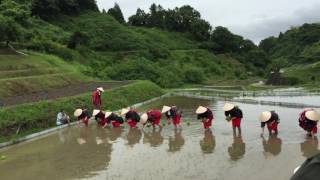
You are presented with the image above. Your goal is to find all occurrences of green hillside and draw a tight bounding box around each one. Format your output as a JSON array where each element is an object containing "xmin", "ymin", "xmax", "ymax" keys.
[
  {"xmin": 0, "ymin": 0, "xmax": 273, "ymax": 90},
  {"xmin": 260, "ymin": 23, "xmax": 320, "ymax": 85},
  {"xmin": 0, "ymin": 51, "xmax": 90, "ymax": 97}
]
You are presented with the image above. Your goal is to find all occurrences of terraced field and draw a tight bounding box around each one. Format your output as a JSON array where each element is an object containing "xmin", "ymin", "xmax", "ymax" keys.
[{"xmin": 0, "ymin": 51, "xmax": 90, "ymax": 98}]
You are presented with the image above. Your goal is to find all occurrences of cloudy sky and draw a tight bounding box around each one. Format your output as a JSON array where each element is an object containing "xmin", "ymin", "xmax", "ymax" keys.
[{"xmin": 96, "ymin": 0, "xmax": 320, "ymax": 43}]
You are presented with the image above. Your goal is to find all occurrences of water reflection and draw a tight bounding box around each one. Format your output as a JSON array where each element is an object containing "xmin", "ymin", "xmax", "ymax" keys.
[
  {"xmin": 262, "ymin": 135, "xmax": 282, "ymax": 157},
  {"xmin": 200, "ymin": 130, "xmax": 216, "ymax": 154},
  {"xmin": 300, "ymin": 137, "xmax": 320, "ymax": 158},
  {"xmin": 168, "ymin": 129, "xmax": 185, "ymax": 152},
  {"xmin": 127, "ymin": 128, "xmax": 142, "ymax": 147},
  {"xmin": 143, "ymin": 129, "xmax": 164, "ymax": 147},
  {"xmin": 228, "ymin": 136, "xmax": 246, "ymax": 161},
  {"xmin": 77, "ymin": 127, "xmax": 93, "ymax": 145},
  {"xmin": 108, "ymin": 128, "xmax": 124, "ymax": 142}
]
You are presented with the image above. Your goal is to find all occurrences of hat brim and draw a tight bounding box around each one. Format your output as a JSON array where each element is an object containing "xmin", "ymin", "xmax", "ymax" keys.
[
  {"xmin": 196, "ymin": 106, "xmax": 207, "ymax": 114},
  {"xmin": 223, "ymin": 103, "xmax": 235, "ymax": 111},
  {"xmin": 259, "ymin": 111, "xmax": 272, "ymax": 122},
  {"xmin": 306, "ymin": 110, "xmax": 320, "ymax": 121},
  {"xmin": 161, "ymin": 106, "xmax": 171, "ymax": 113}
]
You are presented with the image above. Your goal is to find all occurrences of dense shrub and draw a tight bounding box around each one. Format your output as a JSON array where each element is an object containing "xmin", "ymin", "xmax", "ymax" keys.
[{"xmin": 183, "ymin": 67, "xmax": 206, "ymax": 83}]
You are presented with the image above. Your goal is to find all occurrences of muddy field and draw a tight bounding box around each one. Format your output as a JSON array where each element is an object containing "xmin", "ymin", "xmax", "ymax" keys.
[
  {"xmin": 0, "ymin": 96, "xmax": 319, "ymax": 180},
  {"xmin": 1, "ymin": 81, "xmax": 132, "ymax": 107}
]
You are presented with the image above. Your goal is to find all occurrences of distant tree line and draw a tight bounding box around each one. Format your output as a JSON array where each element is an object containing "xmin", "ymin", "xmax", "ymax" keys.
[
  {"xmin": 31, "ymin": 0, "xmax": 99, "ymax": 20},
  {"xmin": 128, "ymin": 4, "xmax": 212, "ymax": 41}
]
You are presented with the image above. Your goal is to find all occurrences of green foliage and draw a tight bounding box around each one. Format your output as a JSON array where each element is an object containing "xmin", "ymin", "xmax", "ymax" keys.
[
  {"xmin": 0, "ymin": 15, "xmax": 21, "ymax": 44},
  {"xmin": 107, "ymin": 3, "xmax": 125, "ymax": 24},
  {"xmin": 183, "ymin": 67, "xmax": 206, "ymax": 83},
  {"xmin": 31, "ymin": 0, "xmax": 98, "ymax": 20},
  {"xmin": 67, "ymin": 31, "xmax": 89, "ymax": 49},
  {"xmin": 128, "ymin": 4, "xmax": 211, "ymax": 40},
  {"xmin": 0, "ymin": 52, "xmax": 89, "ymax": 97}
]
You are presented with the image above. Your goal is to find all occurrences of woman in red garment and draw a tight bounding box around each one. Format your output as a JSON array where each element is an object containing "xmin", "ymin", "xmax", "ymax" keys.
[
  {"xmin": 162, "ymin": 106, "xmax": 182, "ymax": 129},
  {"xmin": 196, "ymin": 106, "xmax": 214, "ymax": 130},
  {"xmin": 141, "ymin": 110, "xmax": 162, "ymax": 129}
]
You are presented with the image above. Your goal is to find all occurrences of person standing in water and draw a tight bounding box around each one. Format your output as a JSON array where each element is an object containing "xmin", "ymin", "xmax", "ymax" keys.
[
  {"xmin": 121, "ymin": 108, "xmax": 140, "ymax": 128},
  {"xmin": 74, "ymin": 108, "xmax": 91, "ymax": 127},
  {"xmin": 92, "ymin": 109, "xmax": 108, "ymax": 128},
  {"xmin": 299, "ymin": 109, "xmax": 320, "ymax": 138},
  {"xmin": 92, "ymin": 87, "xmax": 104, "ymax": 109},
  {"xmin": 259, "ymin": 111, "xmax": 280, "ymax": 136},
  {"xmin": 105, "ymin": 111, "xmax": 124, "ymax": 128},
  {"xmin": 196, "ymin": 106, "xmax": 214, "ymax": 130},
  {"xmin": 141, "ymin": 110, "xmax": 162, "ymax": 129},
  {"xmin": 162, "ymin": 106, "xmax": 182, "ymax": 129},
  {"xmin": 223, "ymin": 103, "xmax": 243, "ymax": 136}
]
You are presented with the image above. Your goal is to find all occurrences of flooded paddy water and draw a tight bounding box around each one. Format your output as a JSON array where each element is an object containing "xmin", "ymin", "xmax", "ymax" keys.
[{"xmin": 1, "ymin": 91, "xmax": 320, "ymax": 180}]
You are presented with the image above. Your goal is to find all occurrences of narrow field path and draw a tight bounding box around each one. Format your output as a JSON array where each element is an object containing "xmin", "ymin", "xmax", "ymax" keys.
[{"xmin": 1, "ymin": 81, "xmax": 133, "ymax": 107}]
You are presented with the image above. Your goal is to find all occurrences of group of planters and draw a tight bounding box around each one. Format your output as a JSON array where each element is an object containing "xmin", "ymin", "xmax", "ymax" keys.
[{"xmin": 69, "ymin": 87, "xmax": 320, "ymax": 139}]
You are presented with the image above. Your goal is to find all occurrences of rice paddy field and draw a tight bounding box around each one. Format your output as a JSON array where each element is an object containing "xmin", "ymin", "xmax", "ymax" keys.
[{"xmin": 0, "ymin": 93, "xmax": 319, "ymax": 180}]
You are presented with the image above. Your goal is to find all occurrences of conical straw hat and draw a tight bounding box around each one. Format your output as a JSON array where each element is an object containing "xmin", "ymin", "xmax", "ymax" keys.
[
  {"xmin": 74, "ymin": 109, "xmax": 83, "ymax": 117},
  {"xmin": 161, "ymin": 106, "xmax": 171, "ymax": 113},
  {"xmin": 259, "ymin": 111, "xmax": 272, "ymax": 122},
  {"xmin": 305, "ymin": 110, "xmax": 320, "ymax": 121},
  {"xmin": 196, "ymin": 106, "xmax": 207, "ymax": 114},
  {"xmin": 223, "ymin": 103, "xmax": 235, "ymax": 111}
]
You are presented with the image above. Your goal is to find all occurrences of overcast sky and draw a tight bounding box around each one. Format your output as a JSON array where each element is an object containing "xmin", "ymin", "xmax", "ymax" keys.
[{"xmin": 96, "ymin": 0, "xmax": 320, "ymax": 43}]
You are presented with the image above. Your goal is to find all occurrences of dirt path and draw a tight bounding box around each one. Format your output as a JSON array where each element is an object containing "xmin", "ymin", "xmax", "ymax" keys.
[{"xmin": 1, "ymin": 81, "xmax": 133, "ymax": 107}]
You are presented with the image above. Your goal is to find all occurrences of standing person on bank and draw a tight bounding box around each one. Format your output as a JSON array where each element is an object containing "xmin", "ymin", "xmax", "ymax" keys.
[
  {"xmin": 92, "ymin": 87, "xmax": 104, "ymax": 109},
  {"xmin": 224, "ymin": 103, "xmax": 243, "ymax": 137}
]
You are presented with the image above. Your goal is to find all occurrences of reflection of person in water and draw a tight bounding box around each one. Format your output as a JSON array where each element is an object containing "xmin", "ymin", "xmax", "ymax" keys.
[
  {"xmin": 262, "ymin": 135, "xmax": 282, "ymax": 156},
  {"xmin": 127, "ymin": 128, "xmax": 142, "ymax": 147},
  {"xmin": 77, "ymin": 126, "xmax": 93, "ymax": 145},
  {"xmin": 168, "ymin": 129, "xmax": 185, "ymax": 152},
  {"xmin": 300, "ymin": 137, "xmax": 320, "ymax": 158},
  {"xmin": 109, "ymin": 127, "xmax": 124, "ymax": 142},
  {"xmin": 200, "ymin": 129, "xmax": 215, "ymax": 154},
  {"xmin": 143, "ymin": 128, "xmax": 164, "ymax": 147},
  {"xmin": 228, "ymin": 136, "xmax": 246, "ymax": 161}
]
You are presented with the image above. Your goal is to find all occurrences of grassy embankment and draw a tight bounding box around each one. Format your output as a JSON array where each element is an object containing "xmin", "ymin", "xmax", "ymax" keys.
[
  {"xmin": 0, "ymin": 51, "xmax": 91, "ymax": 97},
  {"xmin": 0, "ymin": 81, "xmax": 164, "ymax": 143},
  {"xmin": 283, "ymin": 62, "xmax": 320, "ymax": 89}
]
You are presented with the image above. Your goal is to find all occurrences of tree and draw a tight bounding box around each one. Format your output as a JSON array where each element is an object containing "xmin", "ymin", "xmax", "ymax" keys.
[
  {"xmin": 0, "ymin": 0, "xmax": 30, "ymax": 25},
  {"xmin": 259, "ymin": 37, "xmax": 277, "ymax": 54},
  {"xmin": 57, "ymin": 0, "xmax": 80, "ymax": 15},
  {"xmin": 67, "ymin": 31, "xmax": 89, "ymax": 49},
  {"xmin": 31, "ymin": 0, "xmax": 60, "ymax": 20},
  {"xmin": 107, "ymin": 3, "xmax": 125, "ymax": 24},
  {"xmin": 148, "ymin": 3, "xmax": 165, "ymax": 28},
  {"xmin": 0, "ymin": 15, "xmax": 21, "ymax": 46},
  {"xmin": 176, "ymin": 5, "xmax": 201, "ymax": 32},
  {"xmin": 77, "ymin": 0, "xmax": 98, "ymax": 11},
  {"xmin": 211, "ymin": 26, "xmax": 242, "ymax": 53},
  {"xmin": 190, "ymin": 19, "xmax": 211, "ymax": 40},
  {"xmin": 246, "ymin": 49, "xmax": 270, "ymax": 68},
  {"xmin": 128, "ymin": 8, "xmax": 149, "ymax": 26}
]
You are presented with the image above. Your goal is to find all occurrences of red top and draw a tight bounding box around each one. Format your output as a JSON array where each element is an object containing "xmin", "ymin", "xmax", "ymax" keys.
[
  {"xmin": 147, "ymin": 110, "xmax": 162, "ymax": 121},
  {"xmin": 92, "ymin": 90, "xmax": 102, "ymax": 106}
]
